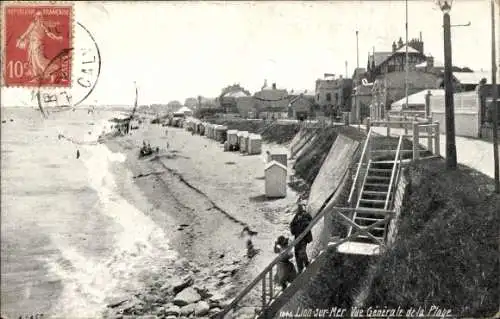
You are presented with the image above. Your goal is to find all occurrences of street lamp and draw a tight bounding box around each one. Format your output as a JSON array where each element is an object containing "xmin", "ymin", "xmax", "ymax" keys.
[{"xmin": 438, "ymin": 0, "xmax": 458, "ymax": 169}]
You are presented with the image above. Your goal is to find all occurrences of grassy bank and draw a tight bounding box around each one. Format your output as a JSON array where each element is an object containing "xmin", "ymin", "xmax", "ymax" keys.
[
  {"xmin": 361, "ymin": 159, "xmax": 499, "ymax": 317},
  {"xmin": 208, "ymin": 119, "xmax": 300, "ymax": 144}
]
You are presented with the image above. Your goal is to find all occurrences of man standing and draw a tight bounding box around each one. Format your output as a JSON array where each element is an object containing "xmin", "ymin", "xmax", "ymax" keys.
[{"xmin": 290, "ymin": 202, "xmax": 313, "ymax": 273}]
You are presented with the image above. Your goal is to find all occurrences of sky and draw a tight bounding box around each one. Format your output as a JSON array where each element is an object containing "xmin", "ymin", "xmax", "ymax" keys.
[{"xmin": 1, "ymin": 0, "xmax": 498, "ymax": 107}]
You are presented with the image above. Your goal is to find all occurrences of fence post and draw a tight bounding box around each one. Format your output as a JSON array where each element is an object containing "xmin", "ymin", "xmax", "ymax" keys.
[
  {"xmin": 404, "ymin": 115, "xmax": 408, "ymax": 134},
  {"xmin": 269, "ymin": 268, "xmax": 273, "ymax": 300},
  {"xmin": 262, "ymin": 277, "xmax": 267, "ymax": 312},
  {"xmin": 386, "ymin": 113, "xmax": 391, "ymax": 137},
  {"xmin": 434, "ymin": 121, "xmax": 440, "ymax": 156},
  {"xmin": 427, "ymin": 117, "xmax": 433, "ymax": 152},
  {"xmin": 413, "ymin": 122, "xmax": 420, "ymax": 160},
  {"xmin": 366, "ymin": 118, "xmax": 371, "ymax": 131}
]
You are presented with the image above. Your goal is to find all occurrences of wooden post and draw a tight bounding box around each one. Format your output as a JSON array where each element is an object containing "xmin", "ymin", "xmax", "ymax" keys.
[
  {"xmin": 386, "ymin": 113, "xmax": 391, "ymax": 136},
  {"xmin": 427, "ymin": 117, "xmax": 433, "ymax": 152},
  {"xmin": 269, "ymin": 268, "xmax": 273, "ymax": 300},
  {"xmin": 404, "ymin": 115, "xmax": 408, "ymax": 134},
  {"xmin": 413, "ymin": 122, "xmax": 420, "ymax": 160},
  {"xmin": 434, "ymin": 121, "xmax": 441, "ymax": 156},
  {"xmin": 262, "ymin": 277, "xmax": 267, "ymax": 311},
  {"xmin": 366, "ymin": 118, "xmax": 371, "ymax": 131}
]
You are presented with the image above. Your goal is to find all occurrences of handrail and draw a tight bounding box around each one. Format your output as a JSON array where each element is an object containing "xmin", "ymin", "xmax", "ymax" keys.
[
  {"xmin": 213, "ymin": 169, "xmax": 351, "ymax": 319},
  {"xmin": 384, "ymin": 135, "xmax": 403, "ymax": 210},
  {"xmin": 347, "ymin": 128, "xmax": 372, "ymax": 205}
]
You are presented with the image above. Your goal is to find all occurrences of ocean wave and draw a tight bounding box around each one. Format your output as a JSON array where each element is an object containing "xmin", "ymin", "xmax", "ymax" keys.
[{"xmin": 43, "ymin": 132, "xmax": 177, "ymax": 318}]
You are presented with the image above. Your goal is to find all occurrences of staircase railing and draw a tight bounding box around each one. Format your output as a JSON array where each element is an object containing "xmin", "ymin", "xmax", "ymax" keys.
[
  {"xmin": 347, "ymin": 128, "xmax": 373, "ymax": 207},
  {"xmin": 211, "ymin": 168, "xmax": 350, "ymax": 319},
  {"xmin": 384, "ymin": 135, "xmax": 403, "ymax": 210}
]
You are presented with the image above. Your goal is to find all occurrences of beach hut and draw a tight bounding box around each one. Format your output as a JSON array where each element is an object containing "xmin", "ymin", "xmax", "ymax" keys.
[
  {"xmin": 248, "ymin": 134, "xmax": 262, "ymax": 155},
  {"xmin": 265, "ymin": 160, "xmax": 287, "ymax": 198},
  {"xmin": 270, "ymin": 152, "xmax": 287, "ymax": 167},
  {"xmin": 227, "ymin": 130, "xmax": 239, "ymax": 150},
  {"xmin": 238, "ymin": 131, "xmax": 249, "ymax": 152},
  {"xmin": 214, "ymin": 125, "xmax": 228, "ymax": 143}
]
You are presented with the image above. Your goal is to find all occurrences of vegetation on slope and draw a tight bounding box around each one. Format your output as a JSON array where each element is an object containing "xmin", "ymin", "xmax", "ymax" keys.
[
  {"xmin": 293, "ymin": 127, "xmax": 338, "ymax": 185},
  {"xmin": 362, "ymin": 159, "xmax": 499, "ymax": 317},
  {"xmin": 209, "ymin": 119, "xmax": 300, "ymax": 144}
]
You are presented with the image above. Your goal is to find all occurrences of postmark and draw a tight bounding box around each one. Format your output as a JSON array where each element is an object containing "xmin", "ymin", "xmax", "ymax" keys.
[
  {"xmin": 2, "ymin": 3, "xmax": 73, "ymax": 88},
  {"xmin": 33, "ymin": 21, "xmax": 101, "ymax": 114}
]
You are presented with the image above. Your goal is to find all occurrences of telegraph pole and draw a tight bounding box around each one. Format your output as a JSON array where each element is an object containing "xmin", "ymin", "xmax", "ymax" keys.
[
  {"xmin": 356, "ymin": 30, "xmax": 359, "ymax": 69},
  {"xmin": 440, "ymin": 1, "xmax": 458, "ymax": 169},
  {"xmin": 405, "ymin": 0, "xmax": 409, "ymax": 109},
  {"xmin": 491, "ymin": 0, "xmax": 499, "ymax": 192}
]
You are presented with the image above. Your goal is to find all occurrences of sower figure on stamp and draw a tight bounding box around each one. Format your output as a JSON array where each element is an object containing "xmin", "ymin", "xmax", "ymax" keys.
[
  {"xmin": 16, "ymin": 11, "xmax": 64, "ymax": 83},
  {"xmin": 290, "ymin": 202, "xmax": 313, "ymax": 273}
]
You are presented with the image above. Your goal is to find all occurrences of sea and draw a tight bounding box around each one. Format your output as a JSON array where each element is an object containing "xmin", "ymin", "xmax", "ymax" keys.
[{"xmin": 1, "ymin": 107, "xmax": 177, "ymax": 318}]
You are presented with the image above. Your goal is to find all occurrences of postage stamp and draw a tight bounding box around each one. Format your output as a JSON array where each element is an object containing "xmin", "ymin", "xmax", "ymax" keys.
[{"xmin": 1, "ymin": 3, "xmax": 73, "ymax": 88}]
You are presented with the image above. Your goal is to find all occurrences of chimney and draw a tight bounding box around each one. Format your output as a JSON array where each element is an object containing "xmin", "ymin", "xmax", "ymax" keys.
[
  {"xmin": 392, "ymin": 41, "xmax": 397, "ymax": 52},
  {"xmin": 272, "ymin": 83, "xmax": 276, "ymax": 90},
  {"xmin": 397, "ymin": 37, "xmax": 403, "ymax": 48},
  {"xmin": 426, "ymin": 56, "xmax": 434, "ymax": 71}
]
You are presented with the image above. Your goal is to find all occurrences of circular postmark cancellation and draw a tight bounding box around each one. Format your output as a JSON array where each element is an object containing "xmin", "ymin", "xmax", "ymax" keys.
[
  {"xmin": 34, "ymin": 21, "xmax": 101, "ymax": 115},
  {"xmin": 1, "ymin": 2, "xmax": 101, "ymax": 112}
]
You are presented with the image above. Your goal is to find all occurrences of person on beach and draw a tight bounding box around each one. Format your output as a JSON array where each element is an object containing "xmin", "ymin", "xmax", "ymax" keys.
[
  {"xmin": 290, "ymin": 203, "xmax": 313, "ymax": 273},
  {"xmin": 76, "ymin": 149, "xmax": 80, "ymax": 159},
  {"xmin": 273, "ymin": 235, "xmax": 297, "ymax": 290}
]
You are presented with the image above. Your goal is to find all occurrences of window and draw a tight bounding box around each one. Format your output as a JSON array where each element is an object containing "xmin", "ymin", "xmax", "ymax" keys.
[{"xmin": 326, "ymin": 93, "xmax": 332, "ymax": 102}]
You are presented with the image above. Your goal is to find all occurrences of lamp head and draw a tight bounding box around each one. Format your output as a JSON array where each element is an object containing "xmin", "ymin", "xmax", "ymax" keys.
[{"xmin": 437, "ymin": 0, "xmax": 452, "ymax": 14}]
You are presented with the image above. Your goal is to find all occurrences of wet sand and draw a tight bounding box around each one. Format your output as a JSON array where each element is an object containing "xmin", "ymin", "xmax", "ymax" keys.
[{"xmin": 104, "ymin": 120, "xmax": 300, "ymax": 317}]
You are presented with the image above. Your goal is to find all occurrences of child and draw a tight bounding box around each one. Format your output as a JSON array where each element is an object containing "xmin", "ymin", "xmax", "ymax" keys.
[{"xmin": 273, "ymin": 236, "xmax": 298, "ymax": 290}]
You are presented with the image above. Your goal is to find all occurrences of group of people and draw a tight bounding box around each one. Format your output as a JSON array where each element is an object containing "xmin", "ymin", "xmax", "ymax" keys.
[{"xmin": 273, "ymin": 202, "xmax": 313, "ymax": 290}]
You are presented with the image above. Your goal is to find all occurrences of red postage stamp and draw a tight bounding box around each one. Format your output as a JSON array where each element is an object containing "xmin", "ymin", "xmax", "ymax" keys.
[{"xmin": 2, "ymin": 3, "xmax": 73, "ymax": 87}]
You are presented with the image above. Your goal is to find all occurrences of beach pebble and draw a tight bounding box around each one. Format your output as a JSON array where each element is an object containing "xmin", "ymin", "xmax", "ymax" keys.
[
  {"xmin": 173, "ymin": 287, "xmax": 201, "ymax": 306},
  {"xmin": 221, "ymin": 264, "xmax": 239, "ymax": 275},
  {"xmin": 171, "ymin": 275, "xmax": 194, "ymax": 294},
  {"xmin": 209, "ymin": 292, "xmax": 226, "ymax": 304},
  {"xmin": 164, "ymin": 304, "xmax": 181, "ymax": 316},
  {"xmin": 194, "ymin": 301, "xmax": 210, "ymax": 316},
  {"xmin": 106, "ymin": 296, "xmax": 129, "ymax": 308},
  {"xmin": 220, "ymin": 298, "xmax": 235, "ymax": 308},
  {"xmin": 179, "ymin": 303, "xmax": 196, "ymax": 316}
]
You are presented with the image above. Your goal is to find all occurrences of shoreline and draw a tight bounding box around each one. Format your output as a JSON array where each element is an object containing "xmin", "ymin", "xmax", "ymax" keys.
[{"xmin": 102, "ymin": 122, "xmax": 301, "ymax": 318}]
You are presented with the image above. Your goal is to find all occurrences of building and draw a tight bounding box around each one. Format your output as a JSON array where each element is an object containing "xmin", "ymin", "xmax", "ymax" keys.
[
  {"xmin": 366, "ymin": 34, "xmax": 443, "ymax": 119},
  {"xmin": 253, "ymin": 81, "xmax": 289, "ymax": 119},
  {"xmin": 288, "ymin": 89, "xmax": 315, "ymax": 119},
  {"xmin": 315, "ymin": 74, "xmax": 353, "ymax": 118}
]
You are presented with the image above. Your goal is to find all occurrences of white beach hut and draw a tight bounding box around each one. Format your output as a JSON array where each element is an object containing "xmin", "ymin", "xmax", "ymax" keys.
[
  {"xmin": 248, "ymin": 134, "xmax": 262, "ymax": 155},
  {"xmin": 227, "ymin": 130, "xmax": 239, "ymax": 149},
  {"xmin": 238, "ymin": 131, "xmax": 249, "ymax": 152},
  {"xmin": 270, "ymin": 152, "xmax": 287, "ymax": 167},
  {"xmin": 215, "ymin": 125, "xmax": 228, "ymax": 143},
  {"xmin": 265, "ymin": 160, "xmax": 287, "ymax": 198}
]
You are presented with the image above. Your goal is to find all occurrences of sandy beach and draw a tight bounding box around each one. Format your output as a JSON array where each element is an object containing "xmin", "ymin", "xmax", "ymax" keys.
[{"xmin": 103, "ymin": 119, "xmax": 300, "ymax": 318}]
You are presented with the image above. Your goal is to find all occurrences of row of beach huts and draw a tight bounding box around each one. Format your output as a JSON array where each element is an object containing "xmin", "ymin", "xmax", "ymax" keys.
[
  {"xmin": 165, "ymin": 117, "xmax": 262, "ymax": 155},
  {"xmin": 164, "ymin": 116, "xmax": 290, "ymax": 198}
]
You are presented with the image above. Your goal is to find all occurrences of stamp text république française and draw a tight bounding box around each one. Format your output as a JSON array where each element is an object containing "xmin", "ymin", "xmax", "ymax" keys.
[{"xmin": 7, "ymin": 8, "xmax": 70, "ymax": 16}]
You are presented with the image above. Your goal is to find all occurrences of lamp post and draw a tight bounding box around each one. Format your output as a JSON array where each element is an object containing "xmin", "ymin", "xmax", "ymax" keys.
[
  {"xmin": 438, "ymin": 0, "xmax": 457, "ymax": 169},
  {"xmin": 491, "ymin": 0, "xmax": 499, "ymax": 193}
]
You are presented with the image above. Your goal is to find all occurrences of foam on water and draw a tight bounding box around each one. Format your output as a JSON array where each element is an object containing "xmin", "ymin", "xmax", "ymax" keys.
[{"xmin": 43, "ymin": 119, "xmax": 177, "ymax": 318}]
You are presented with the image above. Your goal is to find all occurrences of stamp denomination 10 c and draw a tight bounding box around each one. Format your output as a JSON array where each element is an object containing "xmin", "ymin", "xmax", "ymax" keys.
[{"xmin": 2, "ymin": 3, "xmax": 73, "ymax": 88}]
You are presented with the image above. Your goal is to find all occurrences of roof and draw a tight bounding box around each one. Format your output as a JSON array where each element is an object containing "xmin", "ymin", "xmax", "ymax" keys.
[
  {"xmin": 175, "ymin": 106, "xmax": 193, "ymax": 114},
  {"xmin": 226, "ymin": 91, "xmax": 248, "ymax": 98},
  {"xmin": 254, "ymin": 88, "xmax": 288, "ymax": 102},
  {"xmin": 368, "ymin": 52, "xmax": 392, "ymax": 68},
  {"xmin": 416, "ymin": 60, "xmax": 445, "ymax": 68},
  {"xmin": 289, "ymin": 89, "xmax": 315, "ymax": 96},
  {"xmin": 265, "ymin": 160, "xmax": 287, "ymax": 171},
  {"xmin": 391, "ymin": 89, "xmax": 445, "ymax": 109},
  {"xmin": 453, "ymin": 71, "xmax": 491, "ymax": 85},
  {"xmin": 395, "ymin": 45, "xmax": 420, "ymax": 54}
]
